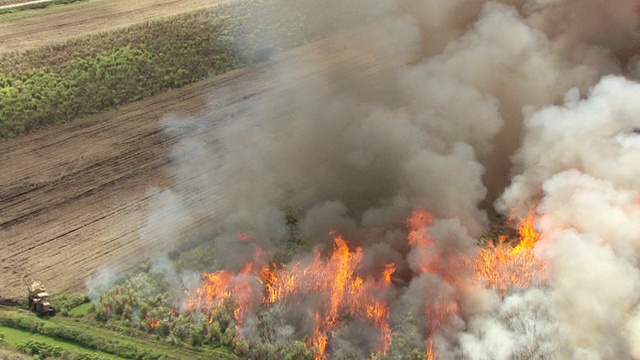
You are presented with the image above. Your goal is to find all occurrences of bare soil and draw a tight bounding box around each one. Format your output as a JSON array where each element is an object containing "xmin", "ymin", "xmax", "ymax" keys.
[
  {"xmin": 0, "ymin": 20, "xmax": 404, "ymax": 300},
  {"xmin": 0, "ymin": 64, "xmax": 268, "ymax": 299},
  {"xmin": 0, "ymin": 0, "xmax": 232, "ymax": 54}
]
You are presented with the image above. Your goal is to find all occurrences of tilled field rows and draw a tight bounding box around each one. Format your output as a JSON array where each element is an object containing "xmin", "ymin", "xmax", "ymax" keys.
[
  {"xmin": 0, "ymin": 0, "xmax": 232, "ymax": 54},
  {"xmin": 0, "ymin": 21, "xmax": 402, "ymax": 300},
  {"xmin": 0, "ymin": 62, "xmax": 271, "ymax": 299}
]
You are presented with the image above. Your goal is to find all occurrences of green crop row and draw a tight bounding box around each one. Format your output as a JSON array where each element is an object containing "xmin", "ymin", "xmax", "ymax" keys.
[
  {"xmin": 0, "ymin": 314, "xmax": 170, "ymax": 359},
  {"xmin": 52, "ymin": 295, "xmax": 91, "ymax": 316},
  {"xmin": 0, "ymin": 45, "xmax": 209, "ymax": 137},
  {"xmin": 0, "ymin": 325, "xmax": 116, "ymax": 360},
  {"xmin": 15, "ymin": 339, "xmax": 107, "ymax": 360}
]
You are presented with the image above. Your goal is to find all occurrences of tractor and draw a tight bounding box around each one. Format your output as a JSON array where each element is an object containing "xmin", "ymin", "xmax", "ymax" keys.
[{"xmin": 27, "ymin": 281, "xmax": 56, "ymax": 316}]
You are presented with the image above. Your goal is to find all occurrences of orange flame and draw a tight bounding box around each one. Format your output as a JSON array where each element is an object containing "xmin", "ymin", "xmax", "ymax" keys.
[
  {"xmin": 145, "ymin": 315, "xmax": 160, "ymax": 329},
  {"xmin": 184, "ymin": 208, "xmax": 547, "ymax": 358},
  {"xmin": 267, "ymin": 235, "xmax": 394, "ymax": 358},
  {"xmin": 187, "ymin": 233, "xmax": 395, "ymax": 359},
  {"xmin": 185, "ymin": 265, "xmax": 259, "ymax": 330},
  {"xmin": 472, "ymin": 207, "xmax": 546, "ymax": 295},
  {"xmin": 407, "ymin": 210, "xmax": 464, "ymax": 341},
  {"xmin": 512, "ymin": 206, "xmax": 539, "ymax": 254},
  {"xmin": 426, "ymin": 337, "xmax": 435, "ymax": 360},
  {"xmin": 407, "ymin": 210, "xmax": 435, "ymax": 247}
]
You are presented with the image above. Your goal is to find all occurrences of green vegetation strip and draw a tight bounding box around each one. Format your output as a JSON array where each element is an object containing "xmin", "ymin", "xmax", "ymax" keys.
[
  {"xmin": 0, "ymin": 325, "xmax": 117, "ymax": 359},
  {"xmin": 68, "ymin": 302, "xmax": 93, "ymax": 316},
  {"xmin": 0, "ymin": 311, "xmax": 237, "ymax": 359},
  {"xmin": 0, "ymin": 0, "xmax": 380, "ymax": 138}
]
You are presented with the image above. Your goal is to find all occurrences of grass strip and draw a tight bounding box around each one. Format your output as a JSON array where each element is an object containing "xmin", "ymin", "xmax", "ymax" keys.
[{"xmin": 0, "ymin": 325, "xmax": 118, "ymax": 359}]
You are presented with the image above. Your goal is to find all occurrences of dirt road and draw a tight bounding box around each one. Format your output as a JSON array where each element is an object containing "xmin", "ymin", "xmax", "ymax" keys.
[
  {"xmin": 0, "ymin": 20, "xmax": 404, "ymax": 300},
  {"xmin": 0, "ymin": 0, "xmax": 232, "ymax": 54}
]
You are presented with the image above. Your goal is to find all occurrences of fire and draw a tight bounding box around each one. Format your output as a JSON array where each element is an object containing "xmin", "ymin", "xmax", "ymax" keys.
[
  {"xmin": 184, "ymin": 208, "xmax": 547, "ymax": 358},
  {"xmin": 472, "ymin": 207, "xmax": 546, "ymax": 295},
  {"xmin": 406, "ymin": 210, "xmax": 464, "ymax": 360},
  {"xmin": 407, "ymin": 210, "xmax": 440, "ymax": 276},
  {"xmin": 265, "ymin": 235, "xmax": 395, "ymax": 358},
  {"xmin": 426, "ymin": 337, "xmax": 435, "ymax": 360},
  {"xmin": 185, "ymin": 234, "xmax": 395, "ymax": 358},
  {"xmin": 407, "ymin": 211, "xmax": 435, "ymax": 237},
  {"xmin": 145, "ymin": 315, "xmax": 160, "ymax": 329},
  {"xmin": 185, "ymin": 262, "xmax": 261, "ymax": 330},
  {"xmin": 237, "ymin": 232, "xmax": 249, "ymax": 242},
  {"xmin": 381, "ymin": 263, "xmax": 395, "ymax": 286},
  {"xmin": 472, "ymin": 236, "xmax": 545, "ymax": 295},
  {"xmin": 512, "ymin": 206, "xmax": 539, "ymax": 254},
  {"xmin": 406, "ymin": 209, "xmax": 546, "ymax": 359}
]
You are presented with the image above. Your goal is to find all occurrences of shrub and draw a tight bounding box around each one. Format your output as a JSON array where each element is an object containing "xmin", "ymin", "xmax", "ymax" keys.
[
  {"xmin": 16, "ymin": 340, "xmax": 66, "ymax": 358},
  {"xmin": 52, "ymin": 294, "xmax": 91, "ymax": 316}
]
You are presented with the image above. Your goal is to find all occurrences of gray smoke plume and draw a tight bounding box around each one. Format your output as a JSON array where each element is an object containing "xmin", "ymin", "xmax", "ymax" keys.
[{"xmin": 137, "ymin": 0, "xmax": 640, "ymax": 358}]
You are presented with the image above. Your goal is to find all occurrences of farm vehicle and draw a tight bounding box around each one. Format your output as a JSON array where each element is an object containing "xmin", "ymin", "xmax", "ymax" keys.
[{"xmin": 28, "ymin": 281, "xmax": 56, "ymax": 316}]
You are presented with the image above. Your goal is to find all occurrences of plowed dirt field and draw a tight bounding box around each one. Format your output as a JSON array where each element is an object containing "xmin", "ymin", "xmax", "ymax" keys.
[
  {"xmin": 0, "ymin": 0, "xmax": 232, "ymax": 54},
  {"xmin": 0, "ymin": 15, "xmax": 403, "ymax": 300}
]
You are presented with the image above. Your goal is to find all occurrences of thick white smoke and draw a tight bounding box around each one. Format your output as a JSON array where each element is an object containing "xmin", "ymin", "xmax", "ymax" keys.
[
  {"xmin": 498, "ymin": 75, "xmax": 640, "ymax": 359},
  {"xmin": 139, "ymin": 0, "xmax": 640, "ymax": 358}
]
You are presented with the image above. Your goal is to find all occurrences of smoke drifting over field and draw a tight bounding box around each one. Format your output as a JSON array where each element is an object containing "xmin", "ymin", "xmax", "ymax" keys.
[{"xmin": 138, "ymin": 0, "xmax": 640, "ymax": 358}]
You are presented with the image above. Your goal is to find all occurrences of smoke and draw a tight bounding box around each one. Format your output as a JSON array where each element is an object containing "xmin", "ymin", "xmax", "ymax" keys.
[
  {"xmin": 102, "ymin": 0, "xmax": 640, "ymax": 358},
  {"xmin": 498, "ymin": 75, "xmax": 640, "ymax": 358}
]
